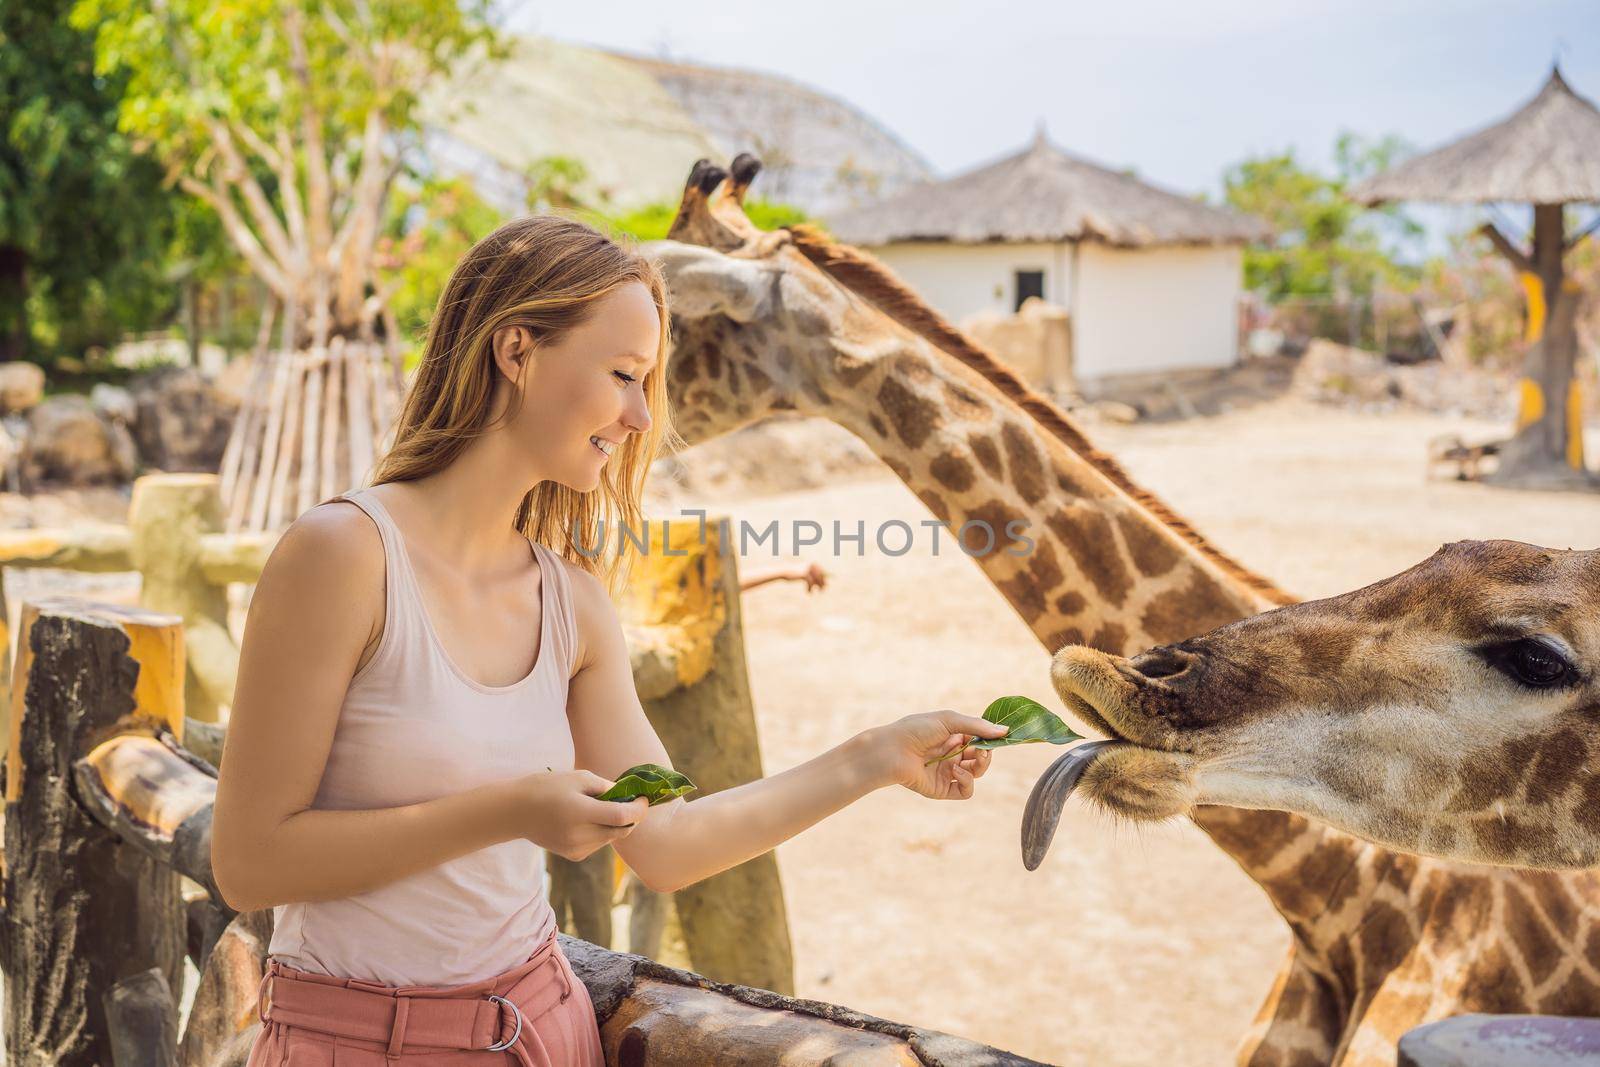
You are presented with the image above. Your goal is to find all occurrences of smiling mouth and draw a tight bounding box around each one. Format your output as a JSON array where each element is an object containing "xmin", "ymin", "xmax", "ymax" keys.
[{"xmin": 590, "ymin": 436, "xmax": 618, "ymax": 458}]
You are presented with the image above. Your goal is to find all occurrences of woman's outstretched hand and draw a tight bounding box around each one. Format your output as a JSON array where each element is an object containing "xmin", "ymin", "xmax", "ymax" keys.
[{"xmin": 867, "ymin": 711, "xmax": 1008, "ymax": 800}]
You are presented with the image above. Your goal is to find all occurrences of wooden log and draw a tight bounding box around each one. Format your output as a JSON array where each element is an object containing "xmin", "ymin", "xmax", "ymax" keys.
[
  {"xmin": 197, "ymin": 530, "xmax": 278, "ymax": 586},
  {"xmin": 184, "ymin": 892, "xmax": 233, "ymax": 974},
  {"xmin": 295, "ymin": 347, "xmax": 324, "ymax": 519},
  {"xmin": 365, "ymin": 341, "xmax": 391, "ymax": 459},
  {"xmin": 178, "ymin": 909, "xmax": 272, "ymax": 1067},
  {"xmin": 129, "ymin": 473, "xmax": 235, "ymax": 720},
  {"xmin": 180, "ymin": 716, "xmax": 225, "ymax": 776},
  {"xmin": 548, "ymin": 849, "xmax": 614, "ymax": 949},
  {"xmin": 102, "ymin": 969, "xmax": 179, "ymax": 1067},
  {"xmin": 558, "ymin": 936, "xmax": 1047, "ymax": 1067},
  {"xmin": 0, "ymin": 525, "xmax": 134, "ymax": 570},
  {"xmin": 1, "ymin": 599, "xmax": 188, "ymax": 1067},
  {"xmin": 1399, "ymin": 1013, "xmax": 1600, "ymax": 1067},
  {"xmin": 74, "ymin": 730, "xmax": 221, "ymax": 902},
  {"xmin": 345, "ymin": 336, "xmax": 374, "ymax": 488},
  {"xmin": 218, "ymin": 349, "xmax": 275, "ymax": 506},
  {"xmin": 619, "ymin": 516, "xmax": 795, "ymax": 996},
  {"xmin": 243, "ymin": 348, "xmax": 293, "ymax": 533},
  {"xmin": 265, "ymin": 349, "xmax": 307, "ymax": 530},
  {"xmin": 319, "ymin": 337, "xmax": 345, "ymax": 503}
]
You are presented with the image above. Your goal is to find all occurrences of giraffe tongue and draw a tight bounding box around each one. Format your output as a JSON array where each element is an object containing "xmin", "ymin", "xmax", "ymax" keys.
[{"xmin": 1021, "ymin": 740, "xmax": 1125, "ymax": 871}]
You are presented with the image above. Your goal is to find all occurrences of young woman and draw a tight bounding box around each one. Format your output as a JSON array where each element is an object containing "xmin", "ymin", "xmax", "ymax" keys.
[{"xmin": 212, "ymin": 215, "xmax": 1008, "ymax": 1066}]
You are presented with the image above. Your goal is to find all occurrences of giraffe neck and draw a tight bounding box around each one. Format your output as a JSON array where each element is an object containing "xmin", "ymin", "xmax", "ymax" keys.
[{"xmin": 787, "ymin": 333, "xmax": 1369, "ymax": 935}]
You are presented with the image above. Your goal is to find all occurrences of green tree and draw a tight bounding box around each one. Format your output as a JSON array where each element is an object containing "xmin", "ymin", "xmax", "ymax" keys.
[
  {"xmin": 70, "ymin": 0, "xmax": 501, "ymax": 351},
  {"xmin": 1222, "ymin": 132, "xmax": 1423, "ymax": 301},
  {"xmin": 600, "ymin": 197, "xmax": 811, "ymax": 243},
  {"xmin": 0, "ymin": 0, "xmax": 193, "ymax": 363}
]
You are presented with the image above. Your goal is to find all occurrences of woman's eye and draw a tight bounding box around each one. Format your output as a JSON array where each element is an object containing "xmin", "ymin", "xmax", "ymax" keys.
[{"xmin": 613, "ymin": 371, "xmax": 636, "ymax": 385}]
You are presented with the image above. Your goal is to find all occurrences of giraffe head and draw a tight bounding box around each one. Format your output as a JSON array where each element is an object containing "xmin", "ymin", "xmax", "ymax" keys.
[
  {"xmin": 653, "ymin": 155, "xmax": 813, "ymax": 444},
  {"xmin": 1030, "ymin": 540, "xmax": 1600, "ymax": 869}
]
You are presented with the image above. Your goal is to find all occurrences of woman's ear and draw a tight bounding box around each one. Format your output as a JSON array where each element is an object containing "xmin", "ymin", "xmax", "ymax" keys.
[{"xmin": 491, "ymin": 325, "xmax": 531, "ymax": 385}]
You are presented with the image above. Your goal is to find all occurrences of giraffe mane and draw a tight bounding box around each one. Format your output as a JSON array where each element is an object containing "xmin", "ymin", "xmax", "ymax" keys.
[{"xmin": 786, "ymin": 222, "xmax": 1296, "ymax": 607}]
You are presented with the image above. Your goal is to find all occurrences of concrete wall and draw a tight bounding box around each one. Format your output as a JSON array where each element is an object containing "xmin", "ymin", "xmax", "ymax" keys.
[
  {"xmin": 866, "ymin": 239, "xmax": 1243, "ymax": 385},
  {"xmin": 867, "ymin": 241, "xmax": 1073, "ymax": 323},
  {"xmin": 1073, "ymin": 243, "xmax": 1242, "ymax": 381}
]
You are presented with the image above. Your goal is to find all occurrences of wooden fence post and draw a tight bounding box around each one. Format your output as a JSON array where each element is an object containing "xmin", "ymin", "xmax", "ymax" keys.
[
  {"xmin": 1, "ymin": 598, "xmax": 188, "ymax": 1067},
  {"xmin": 128, "ymin": 473, "xmax": 238, "ymax": 722},
  {"xmin": 624, "ymin": 515, "xmax": 794, "ymax": 996}
]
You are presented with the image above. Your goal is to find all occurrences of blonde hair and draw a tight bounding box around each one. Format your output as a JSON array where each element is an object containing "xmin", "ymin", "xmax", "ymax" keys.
[{"xmin": 370, "ymin": 214, "xmax": 675, "ymax": 590}]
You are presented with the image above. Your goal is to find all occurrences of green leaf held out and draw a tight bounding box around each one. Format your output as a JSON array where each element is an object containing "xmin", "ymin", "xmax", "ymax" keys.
[
  {"xmin": 597, "ymin": 763, "xmax": 697, "ymax": 806},
  {"xmin": 925, "ymin": 696, "xmax": 1082, "ymax": 766}
]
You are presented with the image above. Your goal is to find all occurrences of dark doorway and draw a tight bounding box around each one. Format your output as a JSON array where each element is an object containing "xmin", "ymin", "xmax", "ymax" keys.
[{"xmin": 1014, "ymin": 270, "xmax": 1044, "ymax": 311}]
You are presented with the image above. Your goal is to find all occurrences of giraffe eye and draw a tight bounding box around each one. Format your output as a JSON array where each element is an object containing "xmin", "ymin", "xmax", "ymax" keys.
[{"xmin": 1482, "ymin": 638, "xmax": 1576, "ymax": 689}]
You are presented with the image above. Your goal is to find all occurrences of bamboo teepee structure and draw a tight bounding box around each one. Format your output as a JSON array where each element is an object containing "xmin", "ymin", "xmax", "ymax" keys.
[{"xmin": 217, "ymin": 337, "xmax": 408, "ymax": 533}]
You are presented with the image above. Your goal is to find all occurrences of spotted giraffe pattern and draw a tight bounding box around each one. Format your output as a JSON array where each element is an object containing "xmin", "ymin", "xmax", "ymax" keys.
[{"xmin": 656, "ymin": 156, "xmax": 1600, "ymax": 1066}]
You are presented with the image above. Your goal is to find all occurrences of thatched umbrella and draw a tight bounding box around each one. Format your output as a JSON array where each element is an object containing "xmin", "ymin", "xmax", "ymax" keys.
[{"xmin": 1351, "ymin": 67, "xmax": 1600, "ymax": 490}]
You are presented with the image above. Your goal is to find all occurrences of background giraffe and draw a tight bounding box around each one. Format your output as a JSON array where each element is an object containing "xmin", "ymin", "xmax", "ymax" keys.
[{"xmin": 650, "ymin": 155, "xmax": 1600, "ymax": 1067}]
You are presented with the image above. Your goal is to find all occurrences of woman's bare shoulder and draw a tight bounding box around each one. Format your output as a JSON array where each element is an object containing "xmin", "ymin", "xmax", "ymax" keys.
[
  {"xmin": 555, "ymin": 557, "xmax": 621, "ymax": 668},
  {"xmin": 258, "ymin": 500, "xmax": 385, "ymax": 603}
]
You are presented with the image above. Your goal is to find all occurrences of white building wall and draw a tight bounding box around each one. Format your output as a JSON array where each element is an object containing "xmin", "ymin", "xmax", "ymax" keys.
[
  {"xmin": 864, "ymin": 241, "xmax": 1073, "ymax": 323},
  {"xmin": 1072, "ymin": 243, "xmax": 1242, "ymax": 381}
]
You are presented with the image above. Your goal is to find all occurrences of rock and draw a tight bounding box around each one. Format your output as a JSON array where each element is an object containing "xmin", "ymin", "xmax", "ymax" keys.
[
  {"xmin": 1293, "ymin": 340, "xmax": 1400, "ymax": 406},
  {"xmin": 90, "ymin": 382, "xmax": 137, "ymax": 425},
  {"xmin": 22, "ymin": 394, "xmax": 139, "ymax": 486},
  {"xmin": 211, "ymin": 354, "xmax": 260, "ymax": 407},
  {"xmin": 129, "ymin": 366, "xmax": 240, "ymax": 473},
  {"xmin": 1094, "ymin": 400, "xmax": 1142, "ymax": 424},
  {"xmin": 0, "ymin": 361, "xmax": 46, "ymax": 413}
]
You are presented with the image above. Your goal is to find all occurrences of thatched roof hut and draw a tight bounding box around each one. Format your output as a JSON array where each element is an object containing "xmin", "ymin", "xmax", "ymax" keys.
[
  {"xmin": 1349, "ymin": 67, "xmax": 1600, "ymax": 490},
  {"xmin": 1350, "ymin": 68, "xmax": 1600, "ymax": 206},
  {"xmin": 827, "ymin": 130, "xmax": 1267, "ymax": 248},
  {"xmin": 822, "ymin": 130, "xmax": 1263, "ymax": 388}
]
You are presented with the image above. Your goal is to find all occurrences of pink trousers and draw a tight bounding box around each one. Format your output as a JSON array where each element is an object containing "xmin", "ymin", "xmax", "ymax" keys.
[{"xmin": 245, "ymin": 930, "xmax": 605, "ymax": 1066}]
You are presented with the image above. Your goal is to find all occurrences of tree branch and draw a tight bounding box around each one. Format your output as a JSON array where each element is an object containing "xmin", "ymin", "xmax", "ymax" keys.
[
  {"xmin": 205, "ymin": 117, "xmax": 298, "ymax": 275},
  {"xmin": 333, "ymin": 109, "xmax": 391, "ymax": 326},
  {"xmin": 178, "ymin": 175, "xmax": 291, "ymax": 300},
  {"xmin": 1477, "ymin": 223, "xmax": 1534, "ymax": 273},
  {"xmin": 274, "ymin": 125, "xmax": 307, "ymax": 257}
]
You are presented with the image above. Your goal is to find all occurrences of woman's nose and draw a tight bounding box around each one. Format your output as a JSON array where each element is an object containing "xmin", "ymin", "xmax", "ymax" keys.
[{"xmin": 621, "ymin": 388, "xmax": 651, "ymax": 434}]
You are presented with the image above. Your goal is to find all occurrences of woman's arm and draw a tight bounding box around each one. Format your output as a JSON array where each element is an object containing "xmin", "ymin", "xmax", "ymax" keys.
[
  {"xmin": 564, "ymin": 566, "xmax": 1004, "ymax": 895},
  {"xmin": 211, "ymin": 506, "xmax": 639, "ymax": 913}
]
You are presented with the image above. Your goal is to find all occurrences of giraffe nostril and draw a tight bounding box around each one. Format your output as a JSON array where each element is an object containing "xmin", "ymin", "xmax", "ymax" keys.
[{"xmin": 1129, "ymin": 648, "xmax": 1194, "ymax": 680}]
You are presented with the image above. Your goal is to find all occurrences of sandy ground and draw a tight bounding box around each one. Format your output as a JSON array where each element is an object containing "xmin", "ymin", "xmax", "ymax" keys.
[{"xmin": 5, "ymin": 399, "xmax": 1600, "ymax": 1065}]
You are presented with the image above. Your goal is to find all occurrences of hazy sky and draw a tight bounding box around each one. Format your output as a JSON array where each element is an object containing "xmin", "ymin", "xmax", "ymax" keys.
[{"xmin": 502, "ymin": 0, "xmax": 1597, "ymax": 226}]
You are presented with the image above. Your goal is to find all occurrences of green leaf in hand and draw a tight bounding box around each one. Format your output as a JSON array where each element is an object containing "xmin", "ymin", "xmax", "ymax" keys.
[
  {"xmin": 925, "ymin": 696, "xmax": 1082, "ymax": 766},
  {"xmin": 597, "ymin": 763, "xmax": 697, "ymax": 806}
]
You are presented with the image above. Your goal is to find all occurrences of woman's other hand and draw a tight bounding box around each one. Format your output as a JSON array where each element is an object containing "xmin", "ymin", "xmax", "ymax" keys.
[
  {"xmin": 866, "ymin": 712, "xmax": 1008, "ymax": 800},
  {"xmin": 509, "ymin": 769, "xmax": 650, "ymax": 861}
]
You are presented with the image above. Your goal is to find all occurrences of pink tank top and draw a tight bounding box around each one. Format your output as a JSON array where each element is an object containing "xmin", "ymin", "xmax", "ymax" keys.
[{"xmin": 267, "ymin": 486, "xmax": 576, "ymax": 986}]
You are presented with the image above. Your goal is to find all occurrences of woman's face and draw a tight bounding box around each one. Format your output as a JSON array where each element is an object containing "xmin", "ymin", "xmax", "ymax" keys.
[{"xmin": 496, "ymin": 281, "xmax": 660, "ymax": 492}]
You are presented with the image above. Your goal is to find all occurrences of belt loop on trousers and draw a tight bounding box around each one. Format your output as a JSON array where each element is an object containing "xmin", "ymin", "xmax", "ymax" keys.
[
  {"xmin": 385, "ymin": 995, "xmax": 411, "ymax": 1061},
  {"xmin": 258, "ymin": 972, "xmax": 275, "ymax": 1023}
]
